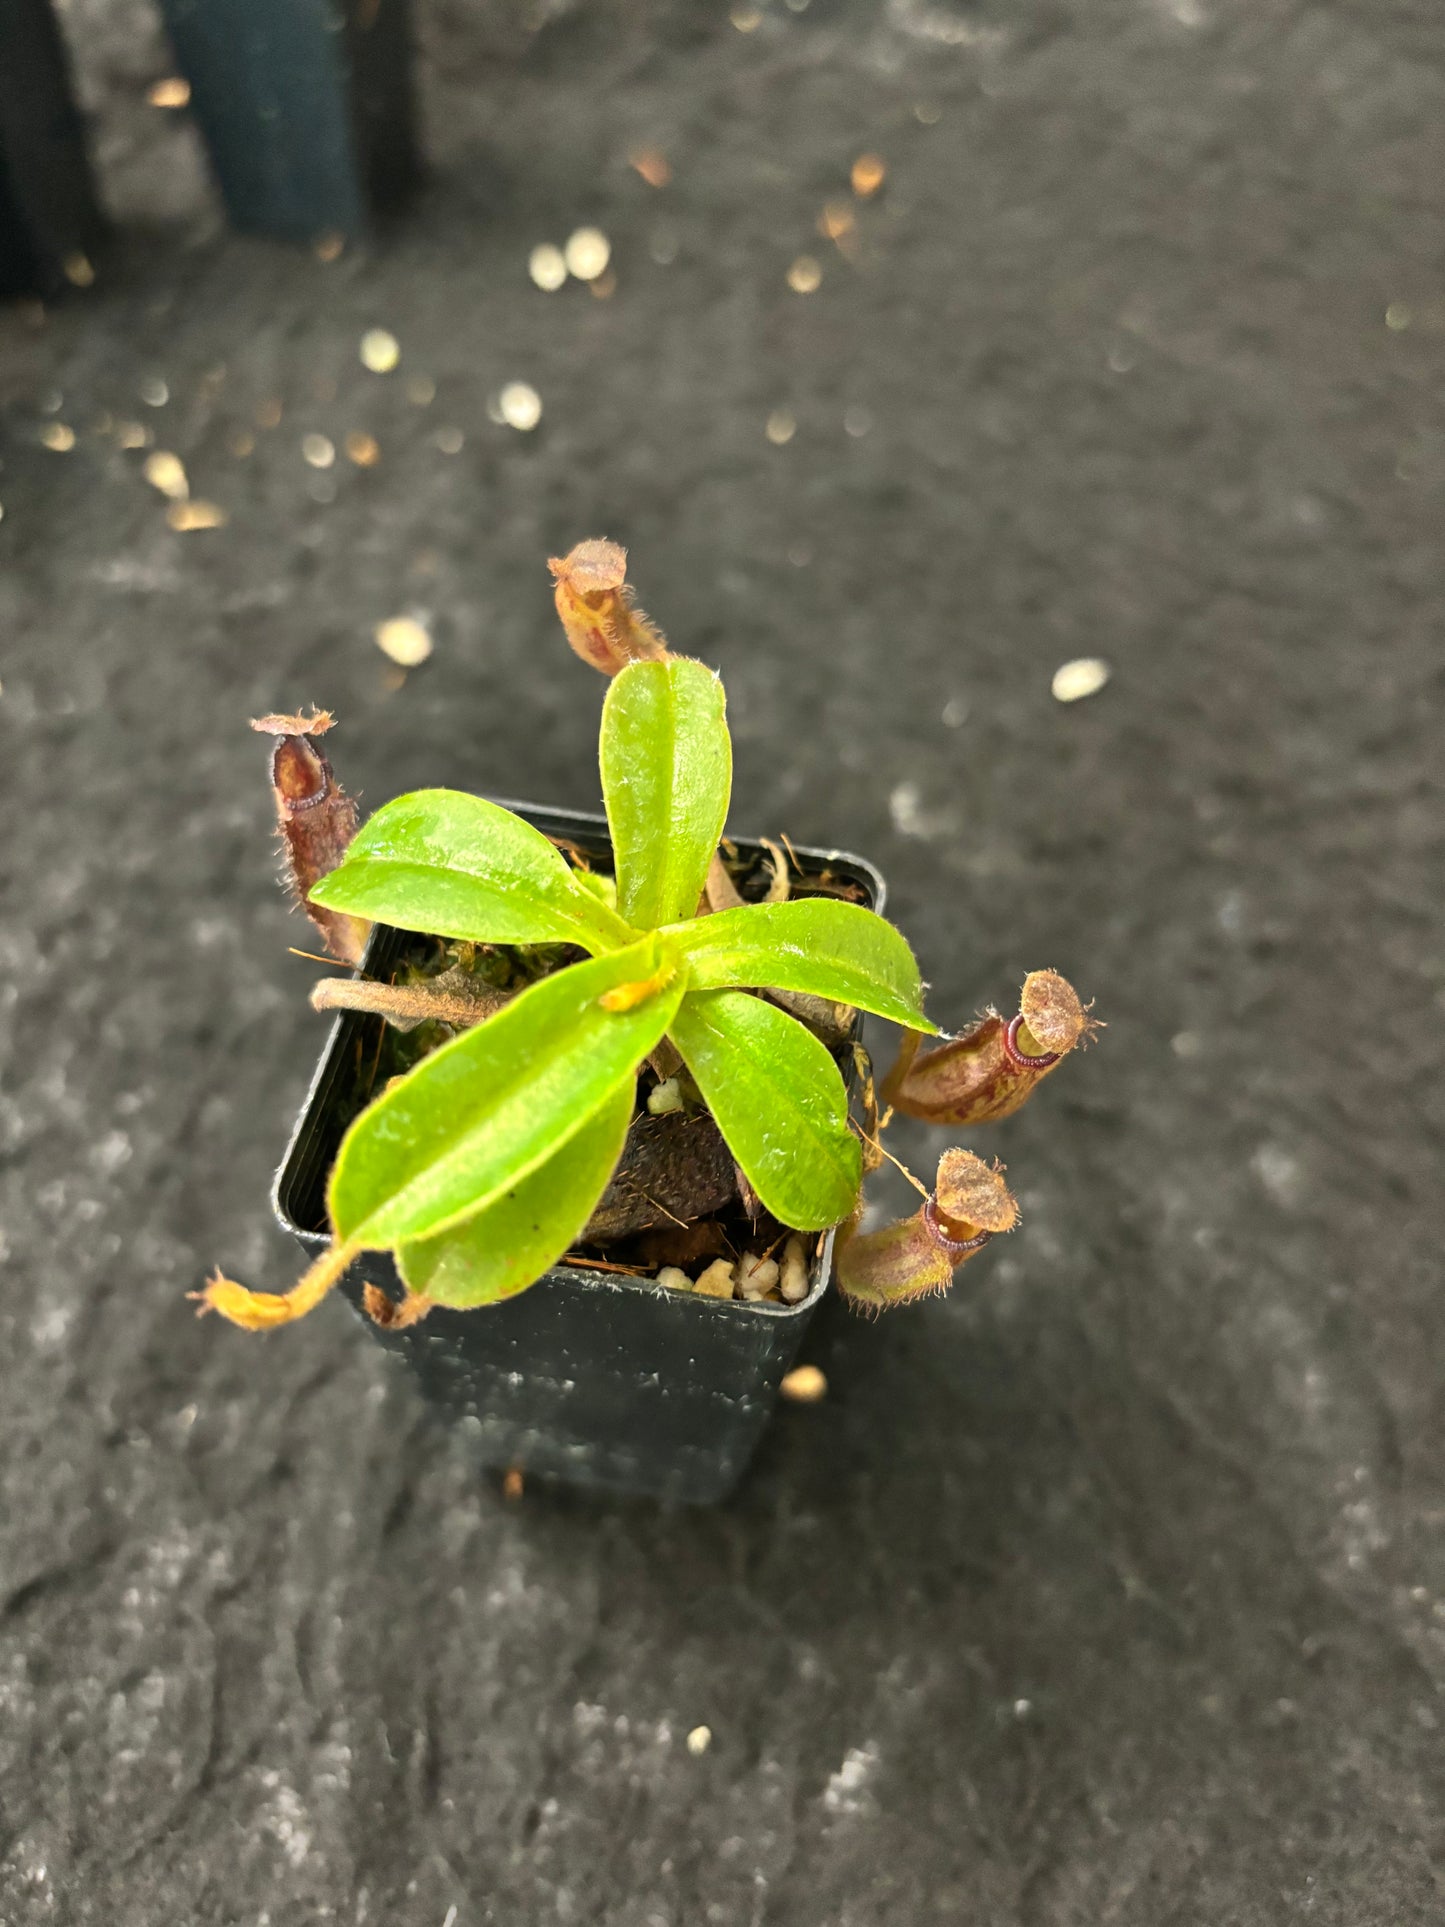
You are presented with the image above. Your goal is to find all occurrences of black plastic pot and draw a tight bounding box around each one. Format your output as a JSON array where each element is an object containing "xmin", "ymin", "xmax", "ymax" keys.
[
  {"xmin": 0, "ymin": 0, "xmax": 105, "ymax": 298},
  {"xmin": 273, "ymin": 799, "xmax": 885, "ymax": 1505},
  {"xmin": 157, "ymin": 0, "xmax": 417, "ymax": 240}
]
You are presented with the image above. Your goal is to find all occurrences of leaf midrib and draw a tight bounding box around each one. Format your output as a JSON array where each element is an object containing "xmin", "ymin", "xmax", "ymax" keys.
[
  {"xmin": 669, "ymin": 989, "xmax": 856, "ymax": 1191},
  {"xmin": 340, "ymin": 963, "xmax": 681, "ymax": 1243},
  {"xmin": 323, "ymin": 852, "xmax": 632, "ymax": 950}
]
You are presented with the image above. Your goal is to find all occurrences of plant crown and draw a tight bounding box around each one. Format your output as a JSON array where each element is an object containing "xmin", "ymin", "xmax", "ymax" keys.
[{"xmin": 305, "ymin": 656, "xmax": 936, "ymax": 1307}]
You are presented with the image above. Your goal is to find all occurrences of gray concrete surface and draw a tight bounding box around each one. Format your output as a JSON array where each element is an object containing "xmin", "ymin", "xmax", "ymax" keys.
[{"xmin": 1, "ymin": 0, "xmax": 1442, "ymax": 1920}]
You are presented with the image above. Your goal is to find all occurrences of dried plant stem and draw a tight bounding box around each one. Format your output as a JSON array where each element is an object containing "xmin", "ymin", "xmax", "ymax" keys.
[
  {"xmin": 559, "ymin": 1254, "xmax": 652, "ymax": 1276},
  {"xmin": 852, "ymin": 1042, "xmax": 882, "ymax": 1172},
  {"xmin": 310, "ymin": 977, "xmax": 511, "ymax": 1030},
  {"xmin": 704, "ymin": 851, "xmax": 745, "ymax": 913},
  {"xmin": 759, "ymin": 838, "xmax": 791, "ymax": 903}
]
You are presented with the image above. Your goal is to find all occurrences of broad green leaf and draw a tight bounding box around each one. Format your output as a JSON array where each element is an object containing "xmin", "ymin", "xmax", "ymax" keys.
[
  {"xmin": 329, "ymin": 935, "xmax": 686, "ymax": 1247},
  {"xmin": 308, "ymin": 789, "xmax": 636, "ymax": 955},
  {"xmin": 667, "ymin": 898, "xmax": 937, "ymax": 1031},
  {"xmin": 668, "ymin": 989, "xmax": 861, "ymax": 1230},
  {"xmin": 601, "ymin": 657, "xmax": 731, "ymax": 930},
  {"xmin": 397, "ymin": 1078, "xmax": 634, "ymax": 1307},
  {"xmin": 571, "ymin": 867, "xmax": 619, "ymax": 912}
]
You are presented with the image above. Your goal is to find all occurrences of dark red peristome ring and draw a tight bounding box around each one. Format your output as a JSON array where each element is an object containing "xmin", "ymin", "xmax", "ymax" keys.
[
  {"xmin": 923, "ymin": 1194, "xmax": 993, "ymax": 1258},
  {"xmin": 1003, "ymin": 1012, "xmax": 1059, "ymax": 1071}
]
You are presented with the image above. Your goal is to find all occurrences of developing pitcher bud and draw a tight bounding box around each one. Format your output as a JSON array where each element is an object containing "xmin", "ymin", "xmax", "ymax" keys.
[
  {"xmin": 548, "ymin": 538, "xmax": 669, "ymax": 675},
  {"xmin": 882, "ymin": 969, "xmax": 1097, "ymax": 1126},
  {"xmin": 836, "ymin": 1150, "xmax": 1018, "ymax": 1311},
  {"xmin": 251, "ymin": 710, "xmax": 369, "ymax": 966}
]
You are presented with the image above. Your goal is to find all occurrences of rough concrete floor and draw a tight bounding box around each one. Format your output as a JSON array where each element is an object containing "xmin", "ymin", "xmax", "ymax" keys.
[{"xmin": 1, "ymin": 0, "xmax": 1442, "ymax": 1921}]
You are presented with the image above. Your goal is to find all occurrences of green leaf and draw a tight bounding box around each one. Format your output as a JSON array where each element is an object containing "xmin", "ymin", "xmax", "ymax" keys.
[
  {"xmin": 329, "ymin": 934, "xmax": 686, "ymax": 1248},
  {"xmin": 667, "ymin": 989, "xmax": 861, "ymax": 1230},
  {"xmin": 397, "ymin": 1078, "xmax": 634, "ymax": 1307},
  {"xmin": 308, "ymin": 789, "xmax": 636, "ymax": 955},
  {"xmin": 570, "ymin": 867, "xmax": 619, "ymax": 912},
  {"xmin": 601, "ymin": 657, "xmax": 731, "ymax": 930},
  {"xmin": 668, "ymin": 898, "xmax": 937, "ymax": 1030}
]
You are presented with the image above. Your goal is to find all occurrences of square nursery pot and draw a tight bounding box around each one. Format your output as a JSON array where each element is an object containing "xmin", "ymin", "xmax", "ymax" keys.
[
  {"xmin": 157, "ymin": 0, "xmax": 417, "ymax": 240},
  {"xmin": 274, "ymin": 799, "xmax": 885, "ymax": 1505},
  {"xmin": 0, "ymin": 0, "xmax": 106, "ymax": 298}
]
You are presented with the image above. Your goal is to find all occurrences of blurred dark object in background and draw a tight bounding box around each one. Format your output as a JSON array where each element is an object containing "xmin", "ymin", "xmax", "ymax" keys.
[
  {"xmin": 0, "ymin": 0, "xmax": 105, "ymax": 296},
  {"xmin": 1, "ymin": 0, "xmax": 418, "ymax": 283},
  {"xmin": 152, "ymin": 0, "xmax": 418, "ymax": 238}
]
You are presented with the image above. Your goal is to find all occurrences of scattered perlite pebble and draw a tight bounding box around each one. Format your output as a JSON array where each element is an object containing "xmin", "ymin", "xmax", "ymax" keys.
[
  {"xmin": 40, "ymin": 423, "xmax": 75, "ymax": 451},
  {"xmin": 529, "ymin": 244, "xmax": 568, "ymax": 291},
  {"xmin": 344, "ymin": 431, "xmax": 380, "ymax": 466},
  {"xmin": 629, "ymin": 146, "xmax": 671, "ymax": 188},
  {"xmin": 360, "ymin": 328, "xmax": 400, "ymax": 373},
  {"xmin": 434, "ymin": 425, "xmax": 465, "ymax": 454},
  {"xmin": 656, "ymin": 1266, "xmax": 692, "ymax": 1293},
  {"xmin": 686, "ymin": 1725, "xmax": 712, "ymax": 1755},
  {"xmin": 766, "ymin": 410, "xmax": 796, "ymax": 445},
  {"xmin": 167, "ymin": 500, "xmax": 227, "ymax": 531},
  {"xmin": 819, "ymin": 200, "xmax": 854, "ymax": 241},
  {"xmin": 851, "ymin": 153, "xmax": 886, "ymax": 197},
  {"xmin": 139, "ymin": 377, "xmax": 169, "ymax": 407},
  {"xmin": 780, "ymin": 1364, "xmax": 827, "ymax": 1403},
  {"xmin": 502, "ymin": 1467, "xmax": 524, "ymax": 1501},
  {"xmin": 301, "ymin": 433, "xmax": 335, "ymax": 469},
  {"xmin": 738, "ymin": 1252, "xmax": 779, "ymax": 1299},
  {"xmin": 143, "ymin": 451, "xmax": 188, "ymax": 499},
  {"xmin": 564, "ymin": 228, "xmax": 611, "ymax": 282},
  {"xmin": 787, "ymin": 255, "xmax": 822, "ymax": 294},
  {"xmin": 1051, "ymin": 657, "xmax": 1111, "ymax": 703},
  {"xmin": 693, "ymin": 1259, "xmax": 736, "ymax": 1300},
  {"xmin": 779, "ymin": 1234, "xmax": 810, "ymax": 1303},
  {"xmin": 147, "ymin": 76, "xmax": 190, "ymax": 107},
  {"xmin": 496, "ymin": 382, "xmax": 542, "ymax": 431},
  {"xmin": 647, "ymin": 1077, "xmax": 685, "ymax": 1115},
  {"xmin": 374, "ymin": 616, "xmax": 433, "ymax": 666},
  {"xmin": 63, "ymin": 252, "xmax": 95, "ymax": 288},
  {"xmin": 116, "ymin": 421, "xmax": 149, "ymax": 449}
]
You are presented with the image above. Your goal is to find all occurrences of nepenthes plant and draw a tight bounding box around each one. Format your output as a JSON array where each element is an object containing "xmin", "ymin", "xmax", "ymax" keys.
[{"xmin": 198, "ymin": 541, "xmax": 1098, "ymax": 1333}]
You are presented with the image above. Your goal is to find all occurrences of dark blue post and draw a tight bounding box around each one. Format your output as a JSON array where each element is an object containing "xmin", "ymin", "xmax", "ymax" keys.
[
  {"xmin": 155, "ymin": 0, "xmax": 417, "ymax": 241},
  {"xmin": 0, "ymin": 0, "xmax": 105, "ymax": 297}
]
